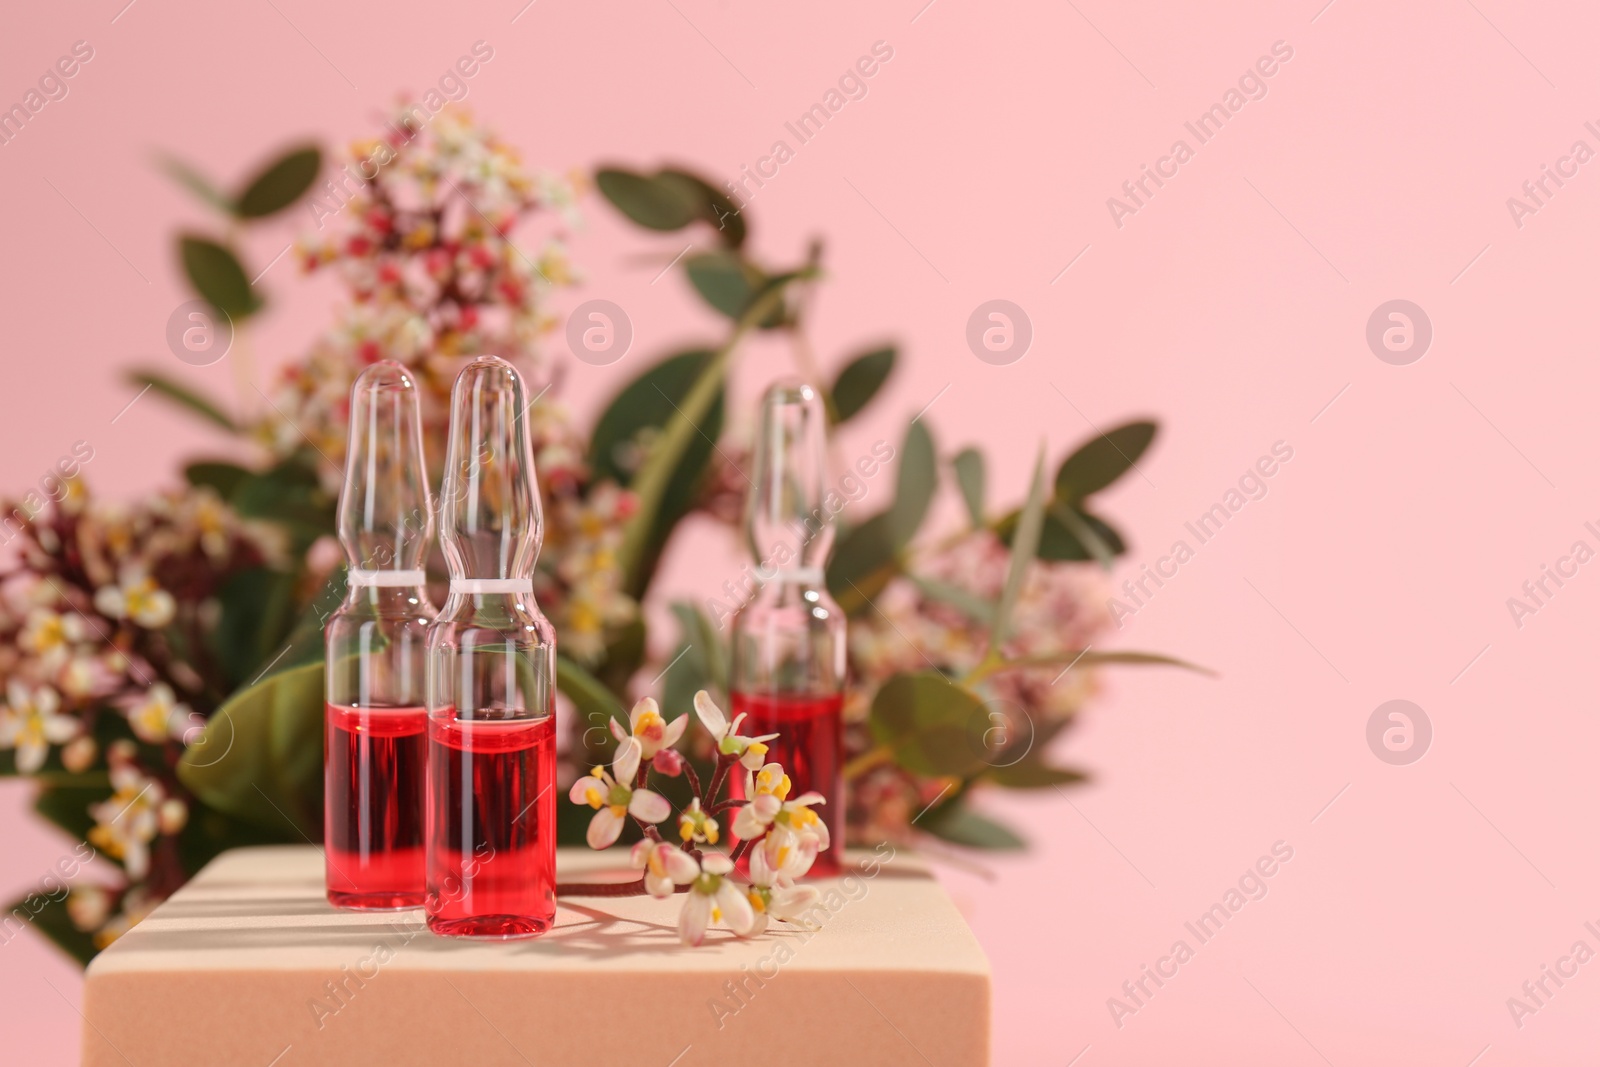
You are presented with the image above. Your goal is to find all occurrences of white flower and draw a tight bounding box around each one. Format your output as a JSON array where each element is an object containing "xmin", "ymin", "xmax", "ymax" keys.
[
  {"xmin": 679, "ymin": 853, "xmax": 756, "ymax": 946},
  {"xmin": 128, "ymin": 684, "xmax": 190, "ymax": 744},
  {"xmin": 17, "ymin": 608, "xmax": 84, "ymax": 672},
  {"xmin": 0, "ymin": 682, "xmax": 76, "ymax": 774},
  {"xmin": 732, "ymin": 763, "xmax": 830, "ymax": 852},
  {"xmin": 94, "ymin": 571, "xmax": 176, "ymax": 629},
  {"xmin": 677, "ymin": 796, "xmax": 720, "ymax": 845},
  {"xmin": 566, "ymin": 738, "xmax": 672, "ymax": 850},
  {"xmin": 693, "ymin": 690, "xmax": 778, "ymax": 770},
  {"xmin": 629, "ymin": 839, "xmax": 699, "ymax": 898},
  {"xmin": 608, "ymin": 696, "xmax": 687, "ymax": 760},
  {"xmin": 745, "ymin": 837, "xmax": 822, "ymax": 935},
  {"xmin": 88, "ymin": 764, "xmax": 164, "ymax": 879}
]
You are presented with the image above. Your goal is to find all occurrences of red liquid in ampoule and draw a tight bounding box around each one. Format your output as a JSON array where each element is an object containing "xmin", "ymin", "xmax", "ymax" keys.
[
  {"xmin": 324, "ymin": 704, "xmax": 428, "ymax": 909},
  {"xmin": 426, "ymin": 707, "xmax": 557, "ymax": 938},
  {"xmin": 729, "ymin": 691, "xmax": 843, "ymax": 877}
]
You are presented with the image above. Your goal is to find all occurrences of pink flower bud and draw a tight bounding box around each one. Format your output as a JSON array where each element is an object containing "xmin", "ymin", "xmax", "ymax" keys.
[{"xmin": 651, "ymin": 748, "xmax": 685, "ymax": 777}]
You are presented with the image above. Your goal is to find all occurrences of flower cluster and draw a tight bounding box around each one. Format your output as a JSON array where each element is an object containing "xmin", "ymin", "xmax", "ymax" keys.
[
  {"xmin": 0, "ymin": 479, "xmax": 280, "ymax": 946},
  {"xmin": 568, "ymin": 691, "xmax": 827, "ymax": 946},
  {"xmin": 261, "ymin": 104, "xmax": 635, "ymax": 663},
  {"xmin": 845, "ymin": 529, "xmax": 1112, "ymax": 845}
]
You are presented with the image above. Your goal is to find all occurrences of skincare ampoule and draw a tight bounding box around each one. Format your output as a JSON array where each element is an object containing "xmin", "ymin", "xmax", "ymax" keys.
[
  {"xmin": 426, "ymin": 356, "xmax": 558, "ymax": 938},
  {"xmin": 325, "ymin": 361, "xmax": 436, "ymax": 909},
  {"xmin": 729, "ymin": 381, "xmax": 846, "ymax": 876}
]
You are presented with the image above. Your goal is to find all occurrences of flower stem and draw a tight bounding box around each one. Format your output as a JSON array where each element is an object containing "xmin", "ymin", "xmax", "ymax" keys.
[{"xmin": 555, "ymin": 876, "xmax": 689, "ymax": 898}]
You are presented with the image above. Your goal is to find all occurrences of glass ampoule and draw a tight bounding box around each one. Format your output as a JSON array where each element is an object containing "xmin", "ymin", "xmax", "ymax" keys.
[
  {"xmin": 325, "ymin": 361, "xmax": 436, "ymax": 909},
  {"xmin": 425, "ymin": 355, "xmax": 557, "ymax": 938},
  {"xmin": 729, "ymin": 380, "xmax": 847, "ymax": 876}
]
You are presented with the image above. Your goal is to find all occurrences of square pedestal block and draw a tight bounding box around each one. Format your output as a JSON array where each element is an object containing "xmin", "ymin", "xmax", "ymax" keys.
[{"xmin": 82, "ymin": 845, "xmax": 990, "ymax": 1066}]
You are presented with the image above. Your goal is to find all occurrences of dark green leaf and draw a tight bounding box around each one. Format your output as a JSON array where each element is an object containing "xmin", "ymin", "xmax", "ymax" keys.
[
  {"xmin": 1037, "ymin": 508, "xmax": 1126, "ymax": 562},
  {"xmin": 234, "ymin": 145, "xmax": 322, "ymax": 218},
  {"xmin": 952, "ymin": 448, "xmax": 985, "ymax": 528},
  {"xmin": 126, "ymin": 370, "xmax": 237, "ymax": 433},
  {"xmin": 2, "ymin": 890, "xmax": 98, "ymax": 965},
  {"xmin": 920, "ymin": 803, "xmax": 1027, "ymax": 849},
  {"xmin": 595, "ymin": 167, "xmax": 700, "ymax": 230},
  {"xmin": 662, "ymin": 601, "xmax": 728, "ymax": 715},
  {"xmin": 32, "ymin": 785, "xmax": 103, "ymax": 845},
  {"xmin": 176, "ymin": 659, "xmax": 324, "ymax": 839},
  {"xmin": 590, "ymin": 351, "xmax": 724, "ymax": 598},
  {"xmin": 685, "ymin": 250, "xmax": 761, "ymax": 319},
  {"xmin": 829, "ymin": 346, "xmax": 896, "ymax": 424},
  {"xmin": 869, "ymin": 671, "xmax": 990, "ymax": 778},
  {"xmin": 592, "ymin": 617, "xmax": 647, "ymax": 702},
  {"xmin": 887, "ymin": 420, "xmax": 936, "ymax": 547},
  {"xmin": 231, "ymin": 453, "xmax": 337, "ymax": 553},
  {"xmin": 658, "ymin": 167, "xmax": 746, "ymax": 248},
  {"xmin": 557, "ymin": 654, "xmax": 627, "ymax": 738},
  {"xmin": 157, "ymin": 153, "xmax": 232, "ymax": 214},
  {"xmin": 991, "ymin": 448, "xmax": 1046, "ymax": 652},
  {"xmin": 987, "ymin": 762, "xmax": 1089, "ymax": 789},
  {"xmin": 1055, "ymin": 420, "xmax": 1157, "ymax": 502},
  {"xmin": 1052, "ymin": 502, "xmax": 1116, "ymax": 570},
  {"xmin": 826, "ymin": 512, "xmax": 900, "ymax": 616},
  {"xmin": 178, "ymin": 235, "xmax": 261, "ymax": 319},
  {"xmin": 184, "ymin": 460, "xmax": 252, "ymax": 498},
  {"xmin": 210, "ymin": 567, "xmax": 299, "ymax": 689}
]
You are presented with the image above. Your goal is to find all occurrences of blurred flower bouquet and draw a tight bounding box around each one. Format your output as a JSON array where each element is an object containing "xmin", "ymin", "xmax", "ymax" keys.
[{"xmin": 0, "ymin": 106, "xmax": 1199, "ymax": 962}]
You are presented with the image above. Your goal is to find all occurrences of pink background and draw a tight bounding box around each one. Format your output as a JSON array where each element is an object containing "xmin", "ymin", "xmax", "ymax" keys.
[{"xmin": 3, "ymin": 0, "xmax": 1599, "ymax": 1062}]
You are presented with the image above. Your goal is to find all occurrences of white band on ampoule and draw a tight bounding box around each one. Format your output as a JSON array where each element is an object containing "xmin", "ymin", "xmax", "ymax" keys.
[
  {"xmin": 771, "ymin": 566, "xmax": 824, "ymax": 585},
  {"xmin": 348, "ymin": 568, "xmax": 428, "ymax": 587},
  {"xmin": 450, "ymin": 578, "xmax": 534, "ymax": 594}
]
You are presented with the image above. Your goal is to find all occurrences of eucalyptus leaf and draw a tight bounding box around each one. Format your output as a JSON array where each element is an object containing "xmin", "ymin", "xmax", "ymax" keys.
[
  {"xmin": 234, "ymin": 145, "xmax": 322, "ymax": 218},
  {"xmin": 1, "ymin": 890, "xmax": 97, "ymax": 965},
  {"xmin": 126, "ymin": 370, "xmax": 237, "ymax": 433},
  {"xmin": 659, "ymin": 167, "xmax": 747, "ymax": 248},
  {"xmin": 178, "ymin": 235, "xmax": 261, "ymax": 319},
  {"xmin": 987, "ymin": 762, "xmax": 1089, "ymax": 789},
  {"xmin": 909, "ymin": 574, "xmax": 994, "ymax": 625},
  {"xmin": 184, "ymin": 460, "xmax": 252, "ymax": 498},
  {"xmin": 829, "ymin": 346, "xmax": 896, "ymax": 424},
  {"xmin": 887, "ymin": 420, "xmax": 935, "ymax": 547},
  {"xmin": 596, "ymin": 167, "xmax": 701, "ymax": 230},
  {"xmin": 1055, "ymin": 421, "xmax": 1157, "ymax": 501},
  {"xmin": 868, "ymin": 670, "xmax": 989, "ymax": 778},
  {"xmin": 1052, "ymin": 503, "xmax": 1116, "ymax": 570},
  {"xmin": 826, "ymin": 512, "xmax": 899, "ymax": 616},
  {"xmin": 176, "ymin": 658, "xmax": 324, "ymax": 839},
  {"xmin": 952, "ymin": 448, "xmax": 985, "ymax": 528},
  {"xmin": 990, "ymin": 447, "xmax": 1047, "ymax": 653},
  {"xmin": 685, "ymin": 250, "xmax": 761, "ymax": 319},
  {"xmin": 920, "ymin": 803, "xmax": 1027, "ymax": 849},
  {"xmin": 556, "ymin": 654, "xmax": 627, "ymax": 736}
]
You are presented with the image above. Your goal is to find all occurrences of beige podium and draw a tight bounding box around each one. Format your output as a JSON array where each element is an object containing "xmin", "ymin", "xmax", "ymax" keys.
[{"xmin": 81, "ymin": 846, "xmax": 989, "ymax": 1066}]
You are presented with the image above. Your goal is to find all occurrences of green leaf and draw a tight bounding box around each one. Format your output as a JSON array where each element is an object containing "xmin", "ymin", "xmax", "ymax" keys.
[
  {"xmin": 869, "ymin": 670, "xmax": 990, "ymax": 778},
  {"xmin": 591, "ymin": 351, "xmax": 725, "ymax": 599},
  {"xmin": 234, "ymin": 145, "xmax": 322, "ymax": 218},
  {"xmin": 1037, "ymin": 508, "xmax": 1126, "ymax": 562},
  {"xmin": 32, "ymin": 785, "xmax": 104, "ymax": 845},
  {"xmin": 231, "ymin": 453, "xmax": 337, "ymax": 553},
  {"xmin": 887, "ymin": 420, "xmax": 936, "ymax": 547},
  {"xmin": 178, "ymin": 235, "xmax": 261, "ymax": 319},
  {"xmin": 177, "ymin": 658, "xmax": 324, "ymax": 840},
  {"xmin": 952, "ymin": 448, "xmax": 985, "ymax": 528},
  {"xmin": 662, "ymin": 601, "xmax": 729, "ymax": 714},
  {"xmin": 1055, "ymin": 420, "xmax": 1157, "ymax": 502},
  {"xmin": 990, "ymin": 447, "xmax": 1047, "ymax": 653},
  {"xmin": 127, "ymin": 370, "xmax": 237, "ymax": 432},
  {"xmin": 1052, "ymin": 503, "xmax": 1116, "ymax": 570},
  {"xmin": 2, "ymin": 890, "xmax": 97, "ymax": 965},
  {"xmin": 908, "ymin": 574, "xmax": 993, "ymax": 625},
  {"xmin": 157, "ymin": 153, "xmax": 233, "ymax": 214},
  {"xmin": 829, "ymin": 346, "xmax": 896, "ymax": 424},
  {"xmin": 184, "ymin": 460, "xmax": 252, "ymax": 498},
  {"xmin": 615, "ymin": 279, "xmax": 796, "ymax": 595},
  {"xmin": 989, "ymin": 649, "xmax": 1217, "ymax": 676},
  {"xmin": 210, "ymin": 566, "xmax": 299, "ymax": 689},
  {"xmin": 557, "ymin": 654, "xmax": 627, "ymax": 734},
  {"xmin": 685, "ymin": 250, "xmax": 762, "ymax": 319},
  {"xmin": 920, "ymin": 803, "xmax": 1026, "ymax": 849},
  {"xmin": 596, "ymin": 167, "xmax": 701, "ymax": 230},
  {"xmin": 596, "ymin": 166, "xmax": 746, "ymax": 247},
  {"xmin": 988, "ymin": 762, "xmax": 1089, "ymax": 789},
  {"xmin": 659, "ymin": 167, "xmax": 747, "ymax": 248},
  {"xmin": 826, "ymin": 512, "xmax": 900, "ymax": 616}
]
